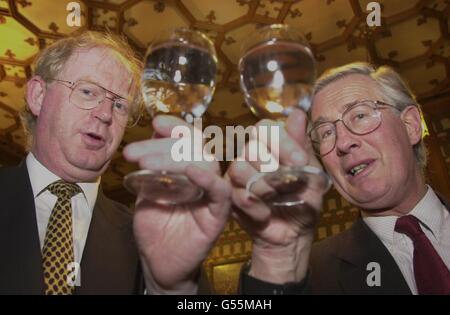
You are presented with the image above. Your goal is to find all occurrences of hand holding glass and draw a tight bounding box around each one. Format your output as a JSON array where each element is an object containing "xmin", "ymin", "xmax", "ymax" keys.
[{"xmin": 238, "ymin": 24, "xmax": 331, "ymax": 207}]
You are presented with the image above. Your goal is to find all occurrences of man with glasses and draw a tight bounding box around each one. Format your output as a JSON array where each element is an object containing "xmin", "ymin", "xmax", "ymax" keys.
[
  {"xmin": 0, "ymin": 31, "xmax": 231, "ymax": 295},
  {"xmin": 229, "ymin": 62, "xmax": 450, "ymax": 294}
]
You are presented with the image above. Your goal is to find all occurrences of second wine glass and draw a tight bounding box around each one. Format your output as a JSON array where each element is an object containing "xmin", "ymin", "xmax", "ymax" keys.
[
  {"xmin": 238, "ymin": 24, "xmax": 331, "ymax": 207},
  {"xmin": 124, "ymin": 28, "xmax": 218, "ymax": 205}
]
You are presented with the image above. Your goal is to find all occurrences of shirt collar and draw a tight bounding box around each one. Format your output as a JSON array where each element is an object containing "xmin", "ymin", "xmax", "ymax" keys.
[
  {"xmin": 409, "ymin": 185, "xmax": 444, "ymax": 239},
  {"xmin": 26, "ymin": 152, "xmax": 100, "ymax": 210},
  {"xmin": 363, "ymin": 186, "xmax": 445, "ymax": 244},
  {"xmin": 363, "ymin": 215, "xmax": 397, "ymax": 246}
]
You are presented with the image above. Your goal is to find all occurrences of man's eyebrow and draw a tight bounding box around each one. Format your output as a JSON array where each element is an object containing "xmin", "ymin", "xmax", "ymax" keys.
[
  {"xmin": 312, "ymin": 100, "xmax": 362, "ymax": 126},
  {"xmin": 78, "ymin": 76, "xmax": 128, "ymax": 100},
  {"xmin": 341, "ymin": 100, "xmax": 360, "ymax": 112},
  {"xmin": 312, "ymin": 116, "xmax": 330, "ymax": 126}
]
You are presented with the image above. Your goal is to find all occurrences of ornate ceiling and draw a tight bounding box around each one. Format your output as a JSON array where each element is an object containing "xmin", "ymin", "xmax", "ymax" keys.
[{"xmin": 0, "ymin": 0, "xmax": 449, "ymax": 199}]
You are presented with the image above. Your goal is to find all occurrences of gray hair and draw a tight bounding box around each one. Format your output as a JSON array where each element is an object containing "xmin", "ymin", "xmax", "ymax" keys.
[{"xmin": 312, "ymin": 62, "xmax": 427, "ymax": 169}]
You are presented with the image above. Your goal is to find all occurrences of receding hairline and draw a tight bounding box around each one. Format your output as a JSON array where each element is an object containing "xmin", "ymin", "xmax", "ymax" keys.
[
  {"xmin": 311, "ymin": 73, "xmax": 384, "ymax": 123},
  {"xmin": 56, "ymin": 46, "xmax": 136, "ymax": 99}
]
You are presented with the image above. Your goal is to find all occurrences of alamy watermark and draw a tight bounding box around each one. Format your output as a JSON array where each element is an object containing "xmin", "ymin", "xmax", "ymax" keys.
[
  {"xmin": 66, "ymin": 2, "xmax": 81, "ymax": 27},
  {"xmin": 67, "ymin": 262, "xmax": 81, "ymax": 287},
  {"xmin": 366, "ymin": 2, "xmax": 382, "ymax": 27},
  {"xmin": 366, "ymin": 262, "xmax": 381, "ymax": 287},
  {"xmin": 171, "ymin": 118, "xmax": 280, "ymax": 173},
  {"xmin": 66, "ymin": 1, "xmax": 382, "ymax": 28}
]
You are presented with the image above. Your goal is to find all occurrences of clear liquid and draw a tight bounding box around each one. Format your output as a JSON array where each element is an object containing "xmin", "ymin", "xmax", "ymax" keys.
[
  {"xmin": 239, "ymin": 40, "xmax": 315, "ymax": 119},
  {"xmin": 142, "ymin": 43, "xmax": 216, "ymax": 122},
  {"xmin": 142, "ymin": 80, "xmax": 213, "ymax": 122}
]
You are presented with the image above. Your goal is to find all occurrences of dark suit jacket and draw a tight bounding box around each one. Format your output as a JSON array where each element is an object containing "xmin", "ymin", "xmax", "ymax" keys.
[
  {"xmin": 309, "ymin": 218, "xmax": 411, "ymax": 294},
  {"xmin": 241, "ymin": 194, "xmax": 450, "ymax": 295},
  {"xmin": 310, "ymin": 195, "xmax": 450, "ymax": 294},
  {"xmin": 0, "ymin": 162, "xmax": 143, "ymax": 294}
]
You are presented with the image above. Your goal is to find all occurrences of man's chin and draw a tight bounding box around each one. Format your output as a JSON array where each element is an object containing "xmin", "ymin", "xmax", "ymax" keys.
[
  {"xmin": 68, "ymin": 156, "xmax": 110, "ymax": 179},
  {"xmin": 340, "ymin": 183, "xmax": 391, "ymax": 209}
]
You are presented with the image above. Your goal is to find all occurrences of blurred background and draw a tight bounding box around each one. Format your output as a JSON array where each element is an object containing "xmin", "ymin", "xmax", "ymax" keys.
[{"xmin": 0, "ymin": 0, "xmax": 449, "ymax": 293}]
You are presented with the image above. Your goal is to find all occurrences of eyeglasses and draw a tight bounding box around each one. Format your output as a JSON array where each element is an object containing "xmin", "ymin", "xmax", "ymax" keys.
[
  {"xmin": 308, "ymin": 100, "xmax": 399, "ymax": 156},
  {"xmin": 50, "ymin": 79, "xmax": 139, "ymax": 127}
]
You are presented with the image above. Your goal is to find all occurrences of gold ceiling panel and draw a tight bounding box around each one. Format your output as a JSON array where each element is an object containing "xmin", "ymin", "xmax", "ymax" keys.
[
  {"xmin": 0, "ymin": 16, "xmax": 39, "ymax": 61},
  {"xmin": 0, "ymin": 0, "xmax": 8, "ymax": 10},
  {"xmin": 436, "ymin": 39, "xmax": 450, "ymax": 57},
  {"xmin": 255, "ymin": 0, "xmax": 285, "ymax": 19},
  {"xmin": 359, "ymin": 0, "xmax": 421, "ymax": 17},
  {"xmin": 286, "ymin": 0, "xmax": 355, "ymax": 45},
  {"xmin": 316, "ymin": 44, "xmax": 369, "ymax": 73},
  {"xmin": 0, "ymin": 103, "xmax": 17, "ymax": 131},
  {"xmin": 3, "ymin": 64, "xmax": 26, "ymax": 79},
  {"xmin": 181, "ymin": 0, "xmax": 248, "ymax": 25},
  {"xmin": 0, "ymin": 80, "xmax": 25, "ymax": 111},
  {"xmin": 209, "ymin": 88, "xmax": 248, "ymax": 119},
  {"xmin": 95, "ymin": 0, "xmax": 128, "ymax": 4},
  {"xmin": 92, "ymin": 7, "xmax": 119, "ymax": 30},
  {"xmin": 124, "ymin": 0, "xmax": 189, "ymax": 49},
  {"xmin": 401, "ymin": 61, "xmax": 447, "ymax": 95},
  {"xmin": 428, "ymin": 0, "xmax": 450, "ymax": 11},
  {"xmin": 221, "ymin": 23, "xmax": 259, "ymax": 64},
  {"xmin": 376, "ymin": 16, "xmax": 441, "ymax": 62}
]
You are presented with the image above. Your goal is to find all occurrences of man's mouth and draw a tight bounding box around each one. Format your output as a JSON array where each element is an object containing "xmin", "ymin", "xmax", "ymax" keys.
[
  {"xmin": 345, "ymin": 160, "xmax": 375, "ymax": 178},
  {"xmin": 349, "ymin": 163, "xmax": 369, "ymax": 176},
  {"xmin": 86, "ymin": 132, "xmax": 104, "ymax": 142},
  {"xmin": 82, "ymin": 132, "xmax": 106, "ymax": 149}
]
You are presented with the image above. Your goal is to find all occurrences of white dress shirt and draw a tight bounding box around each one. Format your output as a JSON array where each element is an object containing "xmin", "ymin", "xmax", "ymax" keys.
[
  {"xmin": 26, "ymin": 153, "xmax": 100, "ymax": 266},
  {"xmin": 364, "ymin": 186, "xmax": 450, "ymax": 295}
]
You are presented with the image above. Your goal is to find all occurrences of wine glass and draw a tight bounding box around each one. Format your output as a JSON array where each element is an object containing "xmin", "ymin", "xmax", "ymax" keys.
[
  {"xmin": 238, "ymin": 24, "xmax": 331, "ymax": 207},
  {"xmin": 123, "ymin": 28, "xmax": 218, "ymax": 205}
]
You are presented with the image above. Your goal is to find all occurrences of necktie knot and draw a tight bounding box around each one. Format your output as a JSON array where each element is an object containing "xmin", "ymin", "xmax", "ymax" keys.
[
  {"xmin": 394, "ymin": 215, "xmax": 424, "ymax": 241},
  {"xmin": 47, "ymin": 180, "xmax": 81, "ymax": 199}
]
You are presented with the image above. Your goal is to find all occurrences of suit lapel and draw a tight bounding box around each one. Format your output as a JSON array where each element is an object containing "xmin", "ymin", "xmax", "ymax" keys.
[
  {"xmin": 0, "ymin": 162, "xmax": 44, "ymax": 294},
  {"xmin": 75, "ymin": 190, "xmax": 142, "ymax": 294},
  {"xmin": 336, "ymin": 219, "xmax": 411, "ymax": 295}
]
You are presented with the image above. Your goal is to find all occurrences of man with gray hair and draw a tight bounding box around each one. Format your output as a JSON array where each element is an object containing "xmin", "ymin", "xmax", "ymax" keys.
[{"xmin": 229, "ymin": 62, "xmax": 450, "ymax": 294}]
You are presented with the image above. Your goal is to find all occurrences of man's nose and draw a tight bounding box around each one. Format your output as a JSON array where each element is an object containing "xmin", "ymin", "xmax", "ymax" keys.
[
  {"xmin": 91, "ymin": 98, "xmax": 113, "ymax": 125},
  {"xmin": 335, "ymin": 121, "xmax": 361, "ymax": 156}
]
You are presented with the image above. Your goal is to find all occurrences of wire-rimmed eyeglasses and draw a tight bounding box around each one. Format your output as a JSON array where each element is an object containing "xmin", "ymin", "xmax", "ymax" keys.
[
  {"xmin": 50, "ymin": 79, "xmax": 140, "ymax": 127},
  {"xmin": 308, "ymin": 100, "xmax": 399, "ymax": 156}
]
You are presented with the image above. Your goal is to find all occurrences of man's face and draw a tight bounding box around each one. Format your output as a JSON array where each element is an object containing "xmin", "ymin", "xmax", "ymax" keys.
[
  {"xmin": 31, "ymin": 47, "xmax": 133, "ymax": 181},
  {"xmin": 311, "ymin": 74, "xmax": 420, "ymax": 211}
]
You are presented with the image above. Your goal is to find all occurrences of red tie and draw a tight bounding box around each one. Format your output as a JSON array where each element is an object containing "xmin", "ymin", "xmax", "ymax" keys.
[{"xmin": 395, "ymin": 215, "xmax": 450, "ymax": 295}]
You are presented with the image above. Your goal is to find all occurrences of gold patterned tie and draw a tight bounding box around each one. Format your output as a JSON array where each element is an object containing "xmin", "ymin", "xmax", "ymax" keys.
[{"xmin": 42, "ymin": 180, "xmax": 81, "ymax": 295}]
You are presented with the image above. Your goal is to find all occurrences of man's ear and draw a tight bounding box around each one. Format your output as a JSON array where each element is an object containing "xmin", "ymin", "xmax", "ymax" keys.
[
  {"xmin": 400, "ymin": 105, "xmax": 422, "ymax": 146},
  {"xmin": 26, "ymin": 76, "xmax": 46, "ymax": 116}
]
